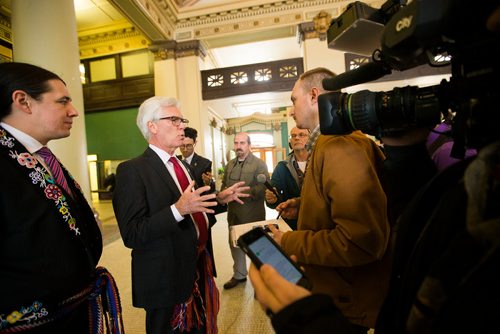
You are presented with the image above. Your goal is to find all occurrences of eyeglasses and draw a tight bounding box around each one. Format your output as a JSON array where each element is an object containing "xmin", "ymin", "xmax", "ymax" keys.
[
  {"xmin": 158, "ymin": 116, "xmax": 189, "ymax": 126},
  {"xmin": 289, "ymin": 133, "xmax": 309, "ymax": 139},
  {"xmin": 179, "ymin": 144, "xmax": 194, "ymax": 149}
]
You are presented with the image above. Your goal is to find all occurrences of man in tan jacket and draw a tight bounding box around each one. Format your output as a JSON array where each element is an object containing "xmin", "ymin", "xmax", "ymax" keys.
[{"xmin": 270, "ymin": 68, "xmax": 390, "ymax": 331}]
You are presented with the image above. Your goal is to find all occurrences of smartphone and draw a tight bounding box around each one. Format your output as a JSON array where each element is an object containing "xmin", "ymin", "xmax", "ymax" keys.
[{"xmin": 238, "ymin": 226, "xmax": 312, "ymax": 289}]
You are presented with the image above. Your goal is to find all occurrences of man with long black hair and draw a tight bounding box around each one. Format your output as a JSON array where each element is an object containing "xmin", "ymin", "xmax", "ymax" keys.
[{"xmin": 0, "ymin": 62, "xmax": 123, "ymax": 333}]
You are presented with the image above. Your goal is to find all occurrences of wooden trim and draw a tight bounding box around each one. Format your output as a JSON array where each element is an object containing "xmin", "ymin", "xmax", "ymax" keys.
[
  {"xmin": 201, "ymin": 57, "xmax": 303, "ymax": 100},
  {"xmin": 83, "ymin": 75, "xmax": 154, "ymax": 113}
]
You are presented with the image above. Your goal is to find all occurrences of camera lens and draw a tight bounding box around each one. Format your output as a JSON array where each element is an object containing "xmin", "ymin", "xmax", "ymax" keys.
[
  {"xmin": 319, "ymin": 85, "xmax": 441, "ymax": 136},
  {"xmin": 344, "ymin": 90, "xmax": 379, "ymax": 133}
]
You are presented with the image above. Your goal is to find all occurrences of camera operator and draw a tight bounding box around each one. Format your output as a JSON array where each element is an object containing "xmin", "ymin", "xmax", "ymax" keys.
[
  {"xmin": 271, "ymin": 67, "xmax": 389, "ymax": 332},
  {"xmin": 249, "ymin": 2, "xmax": 500, "ymax": 333}
]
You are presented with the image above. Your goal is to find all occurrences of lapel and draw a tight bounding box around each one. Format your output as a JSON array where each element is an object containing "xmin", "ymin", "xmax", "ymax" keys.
[
  {"xmin": 181, "ymin": 159, "xmax": 197, "ymax": 186},
  {"xmin": 226, "ymin": 158, "xmax": 239, "ymax": 178},
  {"xmin": 143, "ymin": 147, "xmax": 182, "ymax": 196},
  {"xmin": 190, "ymin": 153, "xmax": 199, "ymax": 168}
]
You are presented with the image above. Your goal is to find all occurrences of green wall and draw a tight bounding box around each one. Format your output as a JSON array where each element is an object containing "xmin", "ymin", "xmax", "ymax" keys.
[{"xmin": 85, "ymin": 108, "xmax": 146, "ymax": 160}]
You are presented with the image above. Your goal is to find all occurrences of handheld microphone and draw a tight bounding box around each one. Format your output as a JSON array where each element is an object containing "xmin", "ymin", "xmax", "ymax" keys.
[
  {"xmin": 257, "ymin": 174, "xmax": 282, "ymax": 202},
  {"xmin": 322, "ymin": 61, "xmax": 392, "ymax": 91}
]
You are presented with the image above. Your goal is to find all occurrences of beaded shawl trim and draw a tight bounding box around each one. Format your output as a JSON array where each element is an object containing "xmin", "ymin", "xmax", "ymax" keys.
[{"xmin": 0, "ymin": 127, "xmax": 83, "ymax": 236}]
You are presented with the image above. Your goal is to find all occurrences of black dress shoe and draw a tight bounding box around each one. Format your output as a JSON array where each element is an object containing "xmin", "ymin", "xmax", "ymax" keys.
[{"xmin": 223, "ymin": 277, "xmax": 247, "ymax": 290}]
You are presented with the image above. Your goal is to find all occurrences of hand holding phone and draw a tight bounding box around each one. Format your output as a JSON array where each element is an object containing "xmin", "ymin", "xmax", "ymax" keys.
[
  {"xmin": 261, "ymin": 224, "xmax": 278, "ymax": 233},
  {"xmin": 238, "ymin": 226, "xmax": 311, "ymax": 290}
]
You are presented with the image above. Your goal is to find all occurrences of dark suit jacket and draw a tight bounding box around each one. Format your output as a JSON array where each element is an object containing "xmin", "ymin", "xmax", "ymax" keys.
[
  {"xmin": 0, "ymin": 128, "xmax": 101, "ymax": 318},
  {"xmin": 113, "ymin": 147, "xmax": 221, "ymax": 309},
  {"xmin": 187, "ymin": 153, "xmax": 212, "ymax": 188}
]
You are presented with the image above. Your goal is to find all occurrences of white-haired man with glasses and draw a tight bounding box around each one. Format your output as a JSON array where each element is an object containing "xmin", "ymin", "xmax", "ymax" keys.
[{"xmin": 113, "ymin": 96, "xmax": 250, "ymax": 334}]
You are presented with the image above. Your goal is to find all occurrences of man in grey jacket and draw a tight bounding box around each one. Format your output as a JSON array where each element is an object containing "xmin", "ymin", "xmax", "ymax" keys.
[{"xmin": 221, "ymin": 132, "xmax": 268, "ymax": 289}]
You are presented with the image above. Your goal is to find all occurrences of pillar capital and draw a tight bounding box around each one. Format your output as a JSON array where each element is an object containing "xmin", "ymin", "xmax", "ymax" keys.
[
  {"xmin": 149, "ymin": 39, "xmax": 206, "ymax": 61},
  {"xmin": 297, "ymin": 10, "xmax": 331, "ymax": 42},
  {"xmin": 149, "ymin": 40, "xmax": 177, "ymax": 60},
  {"xmin": 297, "ymin": 22, "xmax": 319, "ymax": 41}
]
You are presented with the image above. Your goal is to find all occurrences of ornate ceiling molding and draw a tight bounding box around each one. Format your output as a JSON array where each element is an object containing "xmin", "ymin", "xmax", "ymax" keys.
[
  {"xmin": 122, "ymin": 0, "xmax": 355, "ymax": 42},
  {"xmin": 193, "ymin": 11, "xmax": 303, "ymax": 40},
  {"xmin": 173, "ymin": 0, "xmax": 200, "ymax": 7},
  {"xmin": 79, "ymin": 26, "xmax": 149, "ymax": 59},
  {"xmin": 175, "ymin": 0, "xmax": 343, "ymax": 28},
  {"xmin": 172, "ymin": 0, "xmax": 353, "ymax": 43}
]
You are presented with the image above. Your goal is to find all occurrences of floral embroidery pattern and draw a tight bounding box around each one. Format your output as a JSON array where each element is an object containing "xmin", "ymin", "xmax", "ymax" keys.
[
  {"xmin": 45, "ymin": 184, "xmax": 63, "ymax": 199},
  {"xmin": 17, "ymin": 152, "xmax": 38, "ymax": 168},
  {"xmin": 0, "ymin": 129, "xmax": 14, "ymax": 148},
  {"xmin": 0, "ymin": 128, "xmax": 80, "ymax": 236},
  {"xmin": 0, "ymin": 301, "xmax": 48, "ymax": 330}
]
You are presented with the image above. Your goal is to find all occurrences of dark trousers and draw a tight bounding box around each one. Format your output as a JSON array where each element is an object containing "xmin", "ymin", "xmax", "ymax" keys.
[{"xmin": 145, "ymin": 307, "xmax": 206, "ymax": 334}]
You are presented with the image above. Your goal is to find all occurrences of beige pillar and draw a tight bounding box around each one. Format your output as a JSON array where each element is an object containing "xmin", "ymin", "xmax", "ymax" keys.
[
  {"xmin": 297, "ymin": 22, "xmax": 346, "ymax": 75},
  {"xmin": 11, "ymin": 0, "xmax": 92, "ymax": 200},
  {"xmin": 150, "ymin": 41, "xmax": 179, "ymax": 98},
  {"xmin": 176, "ymin": 42, "xmax": 209, "ymax": 159}
]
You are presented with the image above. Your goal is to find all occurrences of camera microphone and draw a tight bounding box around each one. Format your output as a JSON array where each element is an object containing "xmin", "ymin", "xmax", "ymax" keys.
[
  {"xmin": 257, "ymin": 174, "xmax": 282, "ymax": 202},
  {"xmin": 322, "ymin": 61, "xmax": 392, "ymax": 91}
]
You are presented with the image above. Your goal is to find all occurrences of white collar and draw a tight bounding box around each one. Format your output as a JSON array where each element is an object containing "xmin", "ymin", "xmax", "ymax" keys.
[
  {"xmin": 1, "ymin": 122, "xmax": 44, "ymax": 153},
  {"xmin": 149, "ymin": 144, "xmax": 176, "ymax": 165},
  {"xmin": 184, "ymin": 152, "xmax": 194, "ymax": 164}
]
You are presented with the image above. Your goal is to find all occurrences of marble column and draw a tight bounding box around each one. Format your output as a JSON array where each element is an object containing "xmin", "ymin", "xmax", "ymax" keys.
[{"xmin": 11, "ymin": 0, "xmax": 92, "ymax": 200}]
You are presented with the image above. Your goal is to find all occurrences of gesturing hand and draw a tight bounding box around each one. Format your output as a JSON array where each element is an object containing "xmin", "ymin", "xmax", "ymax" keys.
[
  {"xmin": 175, "ymin": 181, "xmax": 217, "ymax": 216},
  {"xmin": 217, "ymin": 181, "xmax": 250, "ymax": 204}
]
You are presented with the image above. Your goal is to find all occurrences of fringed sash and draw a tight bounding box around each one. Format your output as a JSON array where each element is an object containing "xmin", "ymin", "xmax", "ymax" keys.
[
  {"xmin": 171, "ymin": 249, "xmax": 220, "ymax": 334},
  {"xmin": 0, "ymin": 267, "xmax": 124, "ymax": 333}
]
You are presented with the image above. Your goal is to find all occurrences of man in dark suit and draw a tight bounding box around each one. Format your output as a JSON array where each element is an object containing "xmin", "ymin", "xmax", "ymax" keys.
[
  {"xmin": 179, "ymin": 127, "xmax": 213, "ymax": 189},
  {"xmin": 0, "ymin": 62, "xmax": 122, "ymax": 333},
  {"xmin": 112, "ymin": 96, "xmax": 249, "ymax": 334}
]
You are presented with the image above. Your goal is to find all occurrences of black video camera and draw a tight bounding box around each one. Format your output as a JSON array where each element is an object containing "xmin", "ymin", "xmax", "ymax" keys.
[{"xmin": 319, "ymin": 0, "xmax": 500, "ymax": 155}]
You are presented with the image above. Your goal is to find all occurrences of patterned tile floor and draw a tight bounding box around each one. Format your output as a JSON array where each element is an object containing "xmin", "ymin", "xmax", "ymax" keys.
[{"xmin": 94, "ymin": 200, "xmax": 275, "ymax": 334}]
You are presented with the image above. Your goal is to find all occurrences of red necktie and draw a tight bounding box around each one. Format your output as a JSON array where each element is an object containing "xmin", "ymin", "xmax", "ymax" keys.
[
  {"xmin": 169, "ymin": 157, "xmax": 208, "ymax": 247},
  {"xmin": 38, "ymin": 147, "xmax": 73, "ymax": 198}
]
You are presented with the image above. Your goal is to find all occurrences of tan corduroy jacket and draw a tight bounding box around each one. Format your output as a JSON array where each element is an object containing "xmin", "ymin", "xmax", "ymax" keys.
[{"xmin": 281, "ymin": 131, "xmax": 391, "ymax": 328}]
